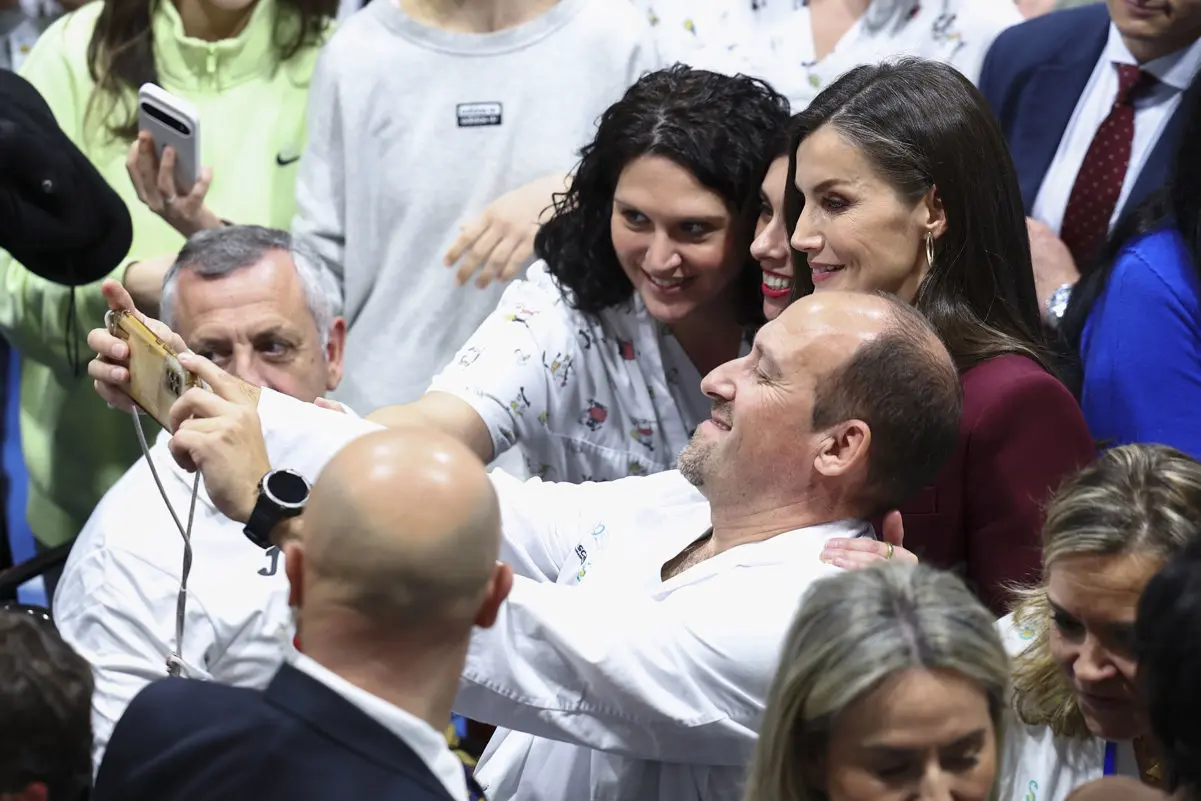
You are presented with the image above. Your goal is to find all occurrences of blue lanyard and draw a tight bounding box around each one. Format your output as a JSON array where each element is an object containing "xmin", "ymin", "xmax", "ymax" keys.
[{"xmin": 1104, "ymin": 741, "xmax": 1118, "ymax": 776}]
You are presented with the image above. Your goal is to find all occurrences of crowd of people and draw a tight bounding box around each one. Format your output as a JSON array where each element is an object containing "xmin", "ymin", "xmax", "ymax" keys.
[{"xmin": 3, "ymin": 0, "xmax": 1201, "ymax": 799}]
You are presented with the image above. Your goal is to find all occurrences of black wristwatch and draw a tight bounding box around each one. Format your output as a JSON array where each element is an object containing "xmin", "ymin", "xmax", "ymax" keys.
[{"xmin": 243, "ymin": 469, "xmax": 310, "ymax": 549}]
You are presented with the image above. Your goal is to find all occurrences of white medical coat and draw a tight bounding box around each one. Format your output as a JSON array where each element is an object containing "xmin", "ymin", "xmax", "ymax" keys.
[
  {"xmin": 258, "ymin": 388, "xmax": 874, "ymax": 801},
  {"xmin": 54, "ymin": 432, "xmax": 298, "ymax": 773},
  {"xmin": 994, "ymin": 614, "xmax": 1137, "ymax": 801},
  {"xmin": 427, "ymin": 261, "xmax": 743, "ymax": 483},
  {"xmin": 631, "ymin": 0, "xmax": 1021, "ymax": 111}
]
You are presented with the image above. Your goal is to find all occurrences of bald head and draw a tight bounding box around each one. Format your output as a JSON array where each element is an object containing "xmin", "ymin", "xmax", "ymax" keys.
[
  {"xmin": 775, "ymin": 290, "xmax": 949, "ymax": 361},
  {"xmin": 679, "ymin": 288, "xmax": 959, "ymax": 518},
  {"xmin": 801, "ymin": 290, "xmax": 961, "ymax": 514},
  {"xmin": 301, "ymin": 428, "xmax": 501, "ymax": 631}
]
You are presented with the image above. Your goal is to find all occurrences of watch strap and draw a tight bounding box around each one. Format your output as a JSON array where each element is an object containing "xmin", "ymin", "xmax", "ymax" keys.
[{"xmin": 243, "ymin": 493, "xmax": 280, "ymax": 549}]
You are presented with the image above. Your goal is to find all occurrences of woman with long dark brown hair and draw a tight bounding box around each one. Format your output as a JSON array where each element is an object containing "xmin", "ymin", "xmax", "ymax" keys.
[{"xmin": 784, "ymin": 58, "xmax": 1095, "ymax": 614}]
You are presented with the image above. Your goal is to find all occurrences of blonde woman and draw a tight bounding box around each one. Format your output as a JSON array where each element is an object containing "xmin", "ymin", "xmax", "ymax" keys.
[
  {"xmin": 746, "ymin": 562, "xmax": 1008, "ymax": 801},
  {"xmin": 997, "ymin": 444, "xmax": 1201, "ymax": 801}
]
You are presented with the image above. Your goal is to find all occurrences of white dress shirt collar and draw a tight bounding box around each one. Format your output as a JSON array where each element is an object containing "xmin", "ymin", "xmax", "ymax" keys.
[
  {"xmin": 288, "ymin": 652, "xmax": 469, "ymax": 801},
  {"xmin": 1104, "ymin": 23, "xmax": 1201, "ymax": 92}
]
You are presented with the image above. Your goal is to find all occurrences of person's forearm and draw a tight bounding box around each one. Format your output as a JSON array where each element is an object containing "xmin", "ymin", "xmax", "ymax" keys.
[
  {"xmin": 367, "ymin": 393, "xmax": 495, "ymax": 464},
  {"xmin": 533, "ymin": 172, "xmax": 571, "ymax": 224},
  {"xmin": 122, "ymin": 254, "xmax": 179, "ymax": 318}
]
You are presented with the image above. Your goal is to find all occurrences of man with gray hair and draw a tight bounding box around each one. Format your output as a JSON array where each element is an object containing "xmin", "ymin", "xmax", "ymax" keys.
[{"xmin": 54, "ymin": 224, "xmax": 347, "ymax": 774}]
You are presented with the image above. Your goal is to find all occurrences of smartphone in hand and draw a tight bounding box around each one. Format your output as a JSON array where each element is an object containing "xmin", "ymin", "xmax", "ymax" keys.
[
  {"xmin": 106, "ymin": 309, "xmax": 206, "ymax": 430},
  {"xmin": 137, "ymin": 83, "xmax": 201, "ymax": 195}
]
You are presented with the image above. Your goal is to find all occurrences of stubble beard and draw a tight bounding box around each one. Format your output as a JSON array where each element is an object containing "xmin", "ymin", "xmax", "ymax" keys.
[{"xmin": 676, "ymin": 433, "xmax": 715, "ymax": 488}]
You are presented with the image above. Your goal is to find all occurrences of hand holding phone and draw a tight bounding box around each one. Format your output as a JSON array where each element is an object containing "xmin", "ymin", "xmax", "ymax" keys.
[
  {"xmin": 130, "ymin": 84, "xmax": 222, "ymax": 237},
  {"xmin": 136, "ymin": 83, "xmax": 201, "ymax": 194},
  {"xmin": 105, "ymin": 309, "xmax": 207, "ymax": 430}
]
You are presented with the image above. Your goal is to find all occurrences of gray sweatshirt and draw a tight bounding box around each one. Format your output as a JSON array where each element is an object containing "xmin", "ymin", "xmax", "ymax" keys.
[{"xmin": 292, "ymin": 0, "xmax": 659, "ymax": 413}]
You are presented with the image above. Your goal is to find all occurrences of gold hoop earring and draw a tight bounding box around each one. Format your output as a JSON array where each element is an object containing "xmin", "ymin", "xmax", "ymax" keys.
[{"xmin": 925, "ymin": 231, "xmax": 936, "ymax": 270}]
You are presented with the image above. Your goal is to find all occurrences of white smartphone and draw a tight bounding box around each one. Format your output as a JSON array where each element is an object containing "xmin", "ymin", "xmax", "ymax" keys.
[{"xmin": 137, "ymin": 83, "xmax": 201, "ymax": 194}]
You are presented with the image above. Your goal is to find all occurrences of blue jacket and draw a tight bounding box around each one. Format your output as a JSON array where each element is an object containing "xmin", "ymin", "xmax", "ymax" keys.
[
  {"xmin": 978, "ymin": 4, "xmax": 1181, "ymax": 216},
  {"xmin": 1080, "ymin": 227, "xmax": 1201, "ymax": 456}
]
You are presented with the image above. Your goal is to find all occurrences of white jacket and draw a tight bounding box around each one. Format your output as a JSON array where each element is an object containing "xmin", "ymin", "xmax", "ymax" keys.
[
  {"xmin": 427, "ymin": 262, "xmax": 741, "ymax": 484},
  {"xmin": 995, "ymin": 614, "xmax": 1137, "ymax": 801},
  {"xmin": 55, "ymin": 432, "xmax": 297, "ymax": 773},
  {"xmin": 258, "ymin": 389, "xmax": 874, "ymax": 801}
]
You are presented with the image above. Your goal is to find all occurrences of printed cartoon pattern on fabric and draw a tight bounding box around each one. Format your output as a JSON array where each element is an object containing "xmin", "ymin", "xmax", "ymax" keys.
[
  {"xmin": 627, "ymin": 0, "xmax": 1014, "ymax": 110},
  {"xmin": 427, "ymin": 262, "xmax": 717, "ymax": 485},
  {"xmin": 570, "ymin": 522, "xmax": 609, "ymax": 584}
]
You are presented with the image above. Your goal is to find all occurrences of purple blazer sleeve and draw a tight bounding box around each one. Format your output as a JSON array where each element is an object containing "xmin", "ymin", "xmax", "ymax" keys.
[{"xmin": 962, "ymin": 363, "xmax": 1095, "ymax": 613}]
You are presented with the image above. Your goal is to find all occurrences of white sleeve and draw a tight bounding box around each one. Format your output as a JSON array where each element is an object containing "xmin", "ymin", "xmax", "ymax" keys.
[
  {"xmin": 291, "ymin": 44, "xmax": 346, "ymax": 290},
  {"xmin": 260, "ymin": 388, "xmax": 601, "ymax": 583},
  {"xmin": 629, "ymin": 4, "xmax": 664, "ymax": 75},
  {"xmin": 633, "ymin": 0, "xmax": 741, "ymax": 74},
  {"xmin": 454, "ymin": 566, "xmax": 795, "ymax": 765},
  {"xmin": 54, "ymin": 548, "xmax": 220, "ymax": 775},
  {"xmin": 947, "ymin": 0, "xmax": 1023, "ymax": 86},
  {"xmin": 257, "ymin": 389, "xmax": 384, "ymax": 480},
  {"xmin": 488, "ymin": 470, "xmax": 615, "ymax": 583},
  {"xmin": 426, "ymin": 269, "xmax": 580, "ymax": 462}
]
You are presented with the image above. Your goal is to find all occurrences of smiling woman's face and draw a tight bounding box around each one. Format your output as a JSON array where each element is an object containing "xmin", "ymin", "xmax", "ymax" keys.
[
  {"xmin": 789, "ymin": 125, "xmax": 933, "ymax": 304},
  {"xmin": 753, "ymin": 156, "xmax": 792, "ymax": 321},
  {"xmin": 820, "ymin": 668, "xmax": 997, "ymax": 801},
  {"xmin": 609, "ymin": 154, "xmax": 741, "ymax": 326}
]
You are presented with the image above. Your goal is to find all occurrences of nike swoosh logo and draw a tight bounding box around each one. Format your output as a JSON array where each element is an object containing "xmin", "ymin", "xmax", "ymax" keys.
[{"xmin": 276, "ymin": 154, "xmax": 300, "ymax": 166}]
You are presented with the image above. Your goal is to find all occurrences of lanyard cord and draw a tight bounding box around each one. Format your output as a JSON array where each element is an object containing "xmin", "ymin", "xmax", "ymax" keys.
[{"xmin": 130, "ymin": 409, "xmax": 200, "ymax": 677}]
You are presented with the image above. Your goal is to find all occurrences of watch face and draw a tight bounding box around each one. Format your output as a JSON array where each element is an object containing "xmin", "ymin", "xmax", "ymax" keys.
[{"xmin": 265, "ymin": 470, "xmax": 310, "ymax": 508}]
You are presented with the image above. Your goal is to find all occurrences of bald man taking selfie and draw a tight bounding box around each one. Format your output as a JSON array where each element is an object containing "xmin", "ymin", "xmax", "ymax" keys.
[{"xmin": 86, "ymin": 285, "xmax": 963, "ymax": 801}]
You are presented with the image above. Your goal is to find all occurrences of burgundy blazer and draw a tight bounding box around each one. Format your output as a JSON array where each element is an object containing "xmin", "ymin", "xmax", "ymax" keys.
[{"xmin": 893, "ymin": 354, "xmax": 1095, "ymax": 616}]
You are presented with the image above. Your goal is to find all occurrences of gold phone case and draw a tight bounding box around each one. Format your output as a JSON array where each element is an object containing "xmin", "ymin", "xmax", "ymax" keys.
[{"xmin": 106, "ymin": 309, "xmax": 204, "ymax": 430}]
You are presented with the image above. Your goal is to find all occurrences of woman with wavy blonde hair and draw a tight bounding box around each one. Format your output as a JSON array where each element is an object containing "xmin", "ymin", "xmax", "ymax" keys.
[
  {"xmin": 745, "ymin": 562, "xmax": 1008, "ymax": 801},
  {"xmin": 997, "ymin": 444, "xmax": 1201, "ymax": 801}
]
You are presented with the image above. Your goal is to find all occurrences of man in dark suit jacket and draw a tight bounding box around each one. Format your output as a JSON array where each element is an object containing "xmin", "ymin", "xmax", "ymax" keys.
[
  {"xmin": 92, "ymin": 427, "xmax": 513, "ymax": 801},
  {"xmin": 978, "ymin": 0, "xmax": 1201, "ymax": 322},
  {"xmin": 95, "ymin": 666, "xmax": 467, "ymax": 801}
]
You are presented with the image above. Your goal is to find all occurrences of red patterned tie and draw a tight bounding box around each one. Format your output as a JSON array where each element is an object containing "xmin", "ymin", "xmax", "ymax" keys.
[{"xmin": 1059, "ymin": 64, "xmax": 1156, "ymax": 266}]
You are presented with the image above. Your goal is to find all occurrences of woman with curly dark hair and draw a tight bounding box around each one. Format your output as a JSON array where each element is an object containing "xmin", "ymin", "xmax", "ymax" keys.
[{"xmin": 368, "ymin": 64, "xmax": 790, "ymax": 484}]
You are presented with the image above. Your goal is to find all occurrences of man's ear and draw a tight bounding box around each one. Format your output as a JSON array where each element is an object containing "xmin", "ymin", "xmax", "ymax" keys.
[
  {"xmin": 283, "ymin": 539, "xmax": 306, "ymax": 610},
  {"xmin": 474, "ymin": 562, "xmax": 514, "ymax": 630},
  {"xmin": 324, "ymin": 317, "xmax": 347, "ymax": 392},
  {"xmin": 812, "ymin": 419, "xmax": 871, "ymax": 479}
]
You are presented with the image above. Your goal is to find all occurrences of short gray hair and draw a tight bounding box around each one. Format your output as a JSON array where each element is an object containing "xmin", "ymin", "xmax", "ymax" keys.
[
  {"xmin": 160, "ymin": 225, "xmax": 342, "ymax": 347},
  {"xmin": 744, "ymin": 563, "xmax": 1009, "ymax": 801}
]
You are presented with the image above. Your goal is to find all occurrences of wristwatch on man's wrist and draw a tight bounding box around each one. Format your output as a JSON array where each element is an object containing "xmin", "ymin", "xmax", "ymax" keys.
[
  {"xmin": 243, "ymin": 469, "xmax": 310, "ymax": 549},
  {"xmin": 1046, "ymin": 282, "xmax": 1075, "ymax": 331}
]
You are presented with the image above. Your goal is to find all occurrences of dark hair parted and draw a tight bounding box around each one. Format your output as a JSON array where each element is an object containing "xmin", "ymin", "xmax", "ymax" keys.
[
  {"xmin": 1135, "ymin": 529, "xmax": 1201, "ymax": 796},
  {"xmin": 784, "ymin": 58, "xmax": 1053, "ymax": 375},
  {"xmin": 811, "ymin": 292, "xmax": 963, "ymax": 516},
  {"xmin": 87, "ymin": 0, "xmax": 336, "ymax": 141},
  {"xmin": 535, "ymin": 64, "xmax": 790, "ymax": 328},
  {"xmin": 1060, "ymin": 69, "xmax": 1201, "ymax": 379},
  {"xmin": 0, "ymin": 610, "xmax": 93, "ymax": 801}
]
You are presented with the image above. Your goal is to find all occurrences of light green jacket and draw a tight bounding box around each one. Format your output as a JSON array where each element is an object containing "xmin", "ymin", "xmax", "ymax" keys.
[{"xmin": 0, "ymin": 0, "xmax": 327, "ymax": 546}]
